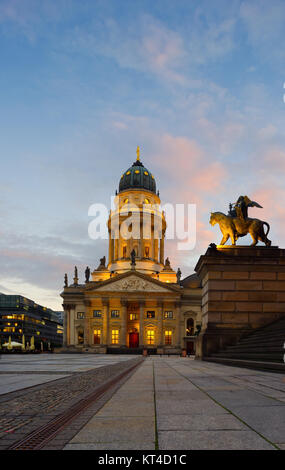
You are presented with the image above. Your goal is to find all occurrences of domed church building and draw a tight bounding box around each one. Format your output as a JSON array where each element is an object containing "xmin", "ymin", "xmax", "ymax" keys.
[{"xmin": 61, "ymin": 148, "xmax": 202, "ymax": 355}]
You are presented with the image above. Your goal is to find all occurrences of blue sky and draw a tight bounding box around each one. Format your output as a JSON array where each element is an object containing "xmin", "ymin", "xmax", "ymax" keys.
[{"xmin": 0, "ymin": 0, "xmax": 285, "ymax": 309}]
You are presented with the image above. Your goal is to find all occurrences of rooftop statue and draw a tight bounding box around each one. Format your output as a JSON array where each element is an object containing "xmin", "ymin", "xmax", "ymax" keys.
[
  {"xmin": 130, "ymin": 249, "xmax": 136, "ymax": 266},
  {"xmin": 210, "ymin": 195, "xmax": 271, "ymax": 247},
  {"xmin": 100, "ymin": 256, "xmax": 106, "ymax": 267},
  {"xmin": 85, "ymin": 266, "xmax": 90, "ymax": 283}
]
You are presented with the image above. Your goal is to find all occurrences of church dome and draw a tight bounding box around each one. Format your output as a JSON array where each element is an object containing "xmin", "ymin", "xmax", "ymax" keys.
[{"xmin": 119, "ymin": 148, "xmax": 156, "ymax": 194}]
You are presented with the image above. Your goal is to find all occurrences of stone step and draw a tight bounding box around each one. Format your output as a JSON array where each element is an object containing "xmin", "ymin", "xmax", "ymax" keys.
[
  {"xmin": 204, "ymin": 357, "xmax": 285, "ymax": 373},
  {"xmin": 213, "ymin": 351, "xmax": 283, "ymax": 362},
  {"xmin": 238, "ymin": 334, "xmax": 285, "ymax": 346},
  {"xmin": 226, "ymin": 343, "xmax": 285, "ymax": 353},
  {"xmin": 228, "ymin": 338, "xmax": 285, "ymax": 349},
  {"xmin": 240, "ymin": 330, "xmax": 285, "ymax": 342}
]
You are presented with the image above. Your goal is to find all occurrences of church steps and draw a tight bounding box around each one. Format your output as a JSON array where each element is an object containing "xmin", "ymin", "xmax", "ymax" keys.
[
  {"xmin": 204, "ymin": 357, "xmax": 285, "ymax": 373},
  {"xmin": 207, "ymin": 316, "xmax": 285, "ymax": 370}
]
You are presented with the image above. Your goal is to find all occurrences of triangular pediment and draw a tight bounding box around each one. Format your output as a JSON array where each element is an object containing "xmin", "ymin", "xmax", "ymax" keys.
[{"xmin": 90, "ymin": 271, "xmax": 179, "ymax": 293}]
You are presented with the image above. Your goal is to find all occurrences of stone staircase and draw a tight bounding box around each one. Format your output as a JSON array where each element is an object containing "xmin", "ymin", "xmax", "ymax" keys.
[{"xmin": 205, "ymin": 316, "xmax": 285, "ymax": 372}]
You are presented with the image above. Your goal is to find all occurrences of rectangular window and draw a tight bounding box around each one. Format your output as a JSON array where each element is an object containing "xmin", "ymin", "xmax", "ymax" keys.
[
  {"xmin": 94, "ymin": 329, "xmax": 101, "ymax": 344},
  {"xmin": 164, "ymin": 311, "xmax": 173, "ymax": 319},
  {"xmin": 93, "ymin": 310, "xmax": 102, "ymax": 318},
  {"xmin": 147, "ymin": 311, "xmax": 155, "ymax": 319},
  {"xmin": 129, "ymin": 313, "xmax": 138, "ymax": 320},
  {"xmin": 111, "ymin": 329, "xmax": 119, "ymax": 344},
  {"xmin": 111, "ymin": 310, "xmax": 120, "ymax": 318},
  {"xmin": 77, "ymin": 312, "xmax": 85, "ymax": 319},
  {"xmin": 145, "ymin": 246, "xmax": 150, "ymax": 257},
  {"xmin": 147, "ymin": 330, "xmax": 155, "ymax": 345},
  {"xmin": 165, "ymin": 330, "xmax": 172, "ymax": 345}
]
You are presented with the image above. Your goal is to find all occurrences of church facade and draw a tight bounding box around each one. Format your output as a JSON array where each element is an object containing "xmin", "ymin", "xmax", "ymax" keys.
[{"xmin": 61, "ymin": 149, "xmax": 202, "ymax": 354}]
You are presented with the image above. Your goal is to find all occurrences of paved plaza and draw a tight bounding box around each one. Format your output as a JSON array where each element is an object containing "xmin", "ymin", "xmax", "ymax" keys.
[
  {"xmin": 0, "ymin": 354, "xmax": 284, "ymax": 450},
  {"xmin": 0, "ymin": 354, "xmax": 135, "ymax": 395}
]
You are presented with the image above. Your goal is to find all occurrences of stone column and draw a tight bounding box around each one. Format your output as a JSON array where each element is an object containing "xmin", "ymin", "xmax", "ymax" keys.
[
  {"xmin": 70, "ymin": 306, "xmax": 76, "ymax": 345},
  {"xmin": 65, "ymin": 304, "xmax": 75, "ymax": 346},
  {"xmin": 154, "ymin": 239, "xmax": 159, "ymax": 262},
  {"xmin": 121, "ymin": 299, "xmax": 127, "ymax": 347},
  {"xmin": 139, "ymin": 300, "xmax": 145, "ymax": 346},
  {"xmin": 160, "ymin": 233, "xmax": 165, "ymax": 265},
  {"xmin": 109, "ymin": 234, "xmax": 114, "ymax": 264},
  {"xmin": 102, "ymin": 299, "xmax": 109, "ymax": 345},
  {"xmin": 84, "ymin": 300, "xmax": 91, "ymax": 346},
  {"xmin": 115, "ymin": 239, "xmax": 119, "ymax": 260},
  {"xmin": 157, "ymin": 301, "xmax": 163, "ymax": 346},
  {"xmin": 175, "ymin": 302, "xmax": 181, "ymax": 348},
  {"xmin": 62, "ymin": 304, "xmax": 68, "ymax": 347}
]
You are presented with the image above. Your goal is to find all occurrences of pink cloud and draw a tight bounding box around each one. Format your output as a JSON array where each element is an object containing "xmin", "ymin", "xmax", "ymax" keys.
[{"xmin": 153, "ymin": 133, "xmax": 227, "ymax": 203}]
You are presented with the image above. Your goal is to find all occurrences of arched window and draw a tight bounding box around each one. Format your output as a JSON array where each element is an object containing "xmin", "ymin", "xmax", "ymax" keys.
[{"xmin": 186, "ymin": 318, "xmax": 194, "ymax": 336}]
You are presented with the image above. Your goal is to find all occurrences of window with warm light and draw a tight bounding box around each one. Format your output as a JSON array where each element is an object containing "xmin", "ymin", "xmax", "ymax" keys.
[
  {"xmin": 147, "ymin": 311, "xmax": 155, "ymax": 319},
  {"xmin": 77, "ymin": 312, "xmax": 85, "ymax": 319},
  {"xmin": 147, "ymin": 330, "xmax": 155, "ymax": 345},
  {"xmin": 165, "ymin": 330, "xmax": 172, "ymax": 345},
  {"xmin": 144, "ymin": 198, "xmax": 150, "ymax": 204},
  {"xmin": 145, "ymin": 246, "xmax": 150, "ymax": 257},
  {"xmin": 94, "ymin": 329, "xmax": 101, "ymax": 344},
  {"xmin": 164, "ymin": 311, "xmax": 173, "ymax": 319},
  {"xmin": 112, "ymin": 329, "xmax": 119, "ymax": 344},
  {"xmin": 129, "ymin": 313, "xmax": 138, "ymax": 320}
]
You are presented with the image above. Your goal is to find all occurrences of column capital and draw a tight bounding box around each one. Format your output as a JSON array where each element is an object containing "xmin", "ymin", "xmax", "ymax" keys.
[{"xmin": 62, "ymin": 303, "xmax": 75, "ymax": 310}]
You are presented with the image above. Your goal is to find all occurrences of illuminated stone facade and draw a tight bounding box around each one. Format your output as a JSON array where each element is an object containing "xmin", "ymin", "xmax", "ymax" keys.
[{"xmin": 61, "ymin": 149, "xmax": 202, "ymax": 354}]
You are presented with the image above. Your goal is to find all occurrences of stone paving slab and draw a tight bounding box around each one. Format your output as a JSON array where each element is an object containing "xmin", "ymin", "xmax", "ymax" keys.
[
  {"xmin": 158, "ymin": 430, "xmax": 275, "ymax": 450},
  {"xmin": 0, "ymin": 374, "xmax": 69, "ymax": 395},
  {"xmin": 0, "ymin": 356, "xmax": 142, "ymax": 448},
  {"xmin": 64, "ymin": 360, "xmax": 155, "ymax": 450},
  {"xmin": 161, "ymin": 358, "xmax": 285, "ymax": 449},
  {"xmin": 0, "ymin": 354, "xmax": 135, "ymax": 374},
  {"xmin": 229, "ymin": 405, "xmax": 285, "ymax": 444},
  {"xmin": 206, "ymin": 389, "xmax": 282, "ymax": 408},
  {"xmin": 2, "ymin": 355, "xmax": 284, "ymax": 450},
  {"xmin": 157, "ymin": 413, "xmax": 247, "ymax": 431}
]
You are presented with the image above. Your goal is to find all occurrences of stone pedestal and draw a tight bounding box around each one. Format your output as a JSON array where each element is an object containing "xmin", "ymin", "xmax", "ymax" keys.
[{"xmin": 195, "ymin": 245, "xmax": 285, "ymax": 358}]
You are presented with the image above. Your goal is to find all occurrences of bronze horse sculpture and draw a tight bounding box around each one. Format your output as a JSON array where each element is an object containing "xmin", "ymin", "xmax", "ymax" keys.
[{"xmin": 209, "ymin": 211, "xmax": 271, "ymax": 246}]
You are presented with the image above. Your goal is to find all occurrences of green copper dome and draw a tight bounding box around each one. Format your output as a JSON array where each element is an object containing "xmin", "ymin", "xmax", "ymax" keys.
[{"xmin": 119, "ymin": 154, "xmax": 156, "ymax": 194}]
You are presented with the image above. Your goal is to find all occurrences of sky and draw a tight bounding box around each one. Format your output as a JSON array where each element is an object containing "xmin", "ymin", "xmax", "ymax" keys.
[{"xmin": 0, "ymin": 0, "xmax": 285, "ymax": 310}]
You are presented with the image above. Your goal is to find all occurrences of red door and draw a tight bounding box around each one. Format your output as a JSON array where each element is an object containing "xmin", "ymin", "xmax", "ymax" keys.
[{"xmin": 129, "ymin": 332, "xmax": 139, "ymax": 348}]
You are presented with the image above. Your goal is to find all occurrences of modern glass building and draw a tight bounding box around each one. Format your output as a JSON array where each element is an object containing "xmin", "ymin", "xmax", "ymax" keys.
[{"xmin": 0, "ymin": 293, "xmax": 63, "ymax": 350}]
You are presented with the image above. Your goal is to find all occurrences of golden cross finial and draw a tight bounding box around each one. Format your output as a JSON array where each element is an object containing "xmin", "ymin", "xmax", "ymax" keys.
[{"xmin": 136, "ymin": 145, "xmax": 140, "ymax": 161}]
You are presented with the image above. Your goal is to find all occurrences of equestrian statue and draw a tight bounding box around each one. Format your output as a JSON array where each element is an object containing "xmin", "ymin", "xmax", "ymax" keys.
[{"xmin": 209, "ymin": 195, "xmax": 271, "ymax": 247}]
